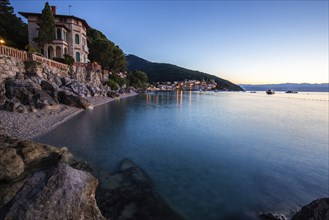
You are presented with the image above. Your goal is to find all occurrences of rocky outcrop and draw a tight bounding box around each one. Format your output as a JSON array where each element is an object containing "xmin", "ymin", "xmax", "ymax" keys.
[
  {"xmin": 0, "ymin": 136, "xmax": 104, "ymax": 220},
  {"xmin": 259, "ymin": 213, "xmax": 285, "ymax": 220},
  {"xmin": 1, "ymin": 163, "xmax": 105, "ymax": 220},
  {"xmin": 0, "ymin": 136, "xmax": 184, "ymax": 220},
  {"xmin": 259, "ymin": 198, "xmax": 329, "ymax": 220},
  {"xmin": 58, "ymin": 90, "xmax": 93, "ymax": 109},
  {"xmin": 96, "ymin": 158, "xmax": 183, "ymax": 220},
  {"xmin": 0, "ymin": 148, "xmax": 24, "ymax": 181},
  {"xmin": 2, "ymin": 79, "xmax": 58, "ymax": 112},
  {"xmin": 0, "ymin": 57, "xmax": 119, "ymax": 113},
  {"xmin": 0, "ymin": 136, "xmax": 74, "ymax": 208},
  {"xmin": 291, "ymin": 198, "xmax": 329, "ymax": 220},
  {"xmin": 0, "ymin": 77, "xmax": 94, "ymax": 112}
]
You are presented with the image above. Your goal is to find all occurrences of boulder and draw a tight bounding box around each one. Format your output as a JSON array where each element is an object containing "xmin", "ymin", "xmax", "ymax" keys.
[
  {"xmin": 0, "ymin": 178, "xmax": 26, "ymax": 208},
  {"xmin": 0, "ymin": 163, "xmax": 105, "ymax": 220},
  {"xmin": 4, "ymin": 79, "xmax": 40, "ymax": 105},
  {"xmin": 259, "ymin": 213, "xmax": 285, "ymax": 220},
  {"xmin": 0, "ymin": 148, "xmax": 24, "ymax": 181},
  {"xmin": 2, "ymin": 99, "xmax": 26, "ymax": 113},
  {"xmin": 87, "ymin": 85, "xmax": 97, "ymax": 97},
  {"xmin": 16, "ymin": 140, "xmax": 73, "ymax": 166},
  {"xmin": 96, "ymin": 158, "xmax": 183, "ymax": 220},
  {"xmin": 58, "ymin": 90, "xmax": 93, "ymax": 109},
  {"xmin": 40, "ymin": 80, "xmax": 59, "ymax": 103},
  {"xmin": 61, "ymin": 77, "xmax": 75, "ymax": 86},
  {"xmin": 107, "ymin": 91, "xmax": 119, "ymax": 98},
  {"xmin": 34, "ymin": 90, "xmax": 58, "ymax": 108},
  {"xmin": 0, "ymin": 83, "xmax": 6, "ymax": 104},
  {"xmin": 0, "ymin": 136, "xmax": 75, "ymax": 208},
  {"xmin": 291, "ymin": 198, "xmax": 329, "ymax": 220},
  {"xmin": 69, "ymin": 81, "xmax": 91, "ymax": 97},
  {"xmin": 15, "ymin": 72, "xmax": 24, "ymax": 80},
  {"xmin": 50, "ymin": 76, "xmax": 62, "ymax": 87},
  {"xmin": 4, "ymin": 79, "xmax": 57, "ymax": 110}
]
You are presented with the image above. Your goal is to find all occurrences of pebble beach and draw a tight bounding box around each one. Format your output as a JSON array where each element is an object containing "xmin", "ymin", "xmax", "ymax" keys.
[{"xmin": 0, "ymin": 92, "xmax": 137, "ymax": 139}]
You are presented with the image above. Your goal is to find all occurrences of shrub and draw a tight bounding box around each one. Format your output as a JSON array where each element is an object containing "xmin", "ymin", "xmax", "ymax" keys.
[
  {"xmin": 107, "ymin": 79, "xmax": 119, "ymax": 91},
  {"xmin": 53, "ymin": 57, "xmax": 65, "ymax": 64},
  {"xmin": 64, "ymin": 54, "xmax": 75, "ymax": 65}
]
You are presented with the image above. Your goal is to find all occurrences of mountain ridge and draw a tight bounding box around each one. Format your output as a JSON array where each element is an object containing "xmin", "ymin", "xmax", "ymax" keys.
[{"xmin": 126, "ymin": 54, "xmax": 243, "ymax": 91}]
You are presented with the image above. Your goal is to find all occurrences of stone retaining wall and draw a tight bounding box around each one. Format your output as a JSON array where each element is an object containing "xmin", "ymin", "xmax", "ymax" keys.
[
  {"xmin": 0, "ymin": 56, "xmax": 26, "ymax": 83},
  {"xmin": 0, "ymin": 55, "xmax": 103, "ymax": 88}
]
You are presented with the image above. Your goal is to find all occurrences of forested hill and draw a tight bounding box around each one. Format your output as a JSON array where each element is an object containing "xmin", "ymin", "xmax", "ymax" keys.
[{"xmin": 126, "ymin": 55, "xmax": 243, "ymax": 91}]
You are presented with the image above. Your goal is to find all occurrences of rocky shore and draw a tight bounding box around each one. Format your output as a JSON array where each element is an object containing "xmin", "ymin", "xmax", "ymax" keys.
[
  {"xmin": 0, "ymin": 136, "xmax": 183, "ymax": 220},
  {"xmin": 0, "ymin": 135, "xmax": 328, "ymax": 220},
  {"xmin": 0, "ymin": 92, "xmax": 137, "ymax": 139}
]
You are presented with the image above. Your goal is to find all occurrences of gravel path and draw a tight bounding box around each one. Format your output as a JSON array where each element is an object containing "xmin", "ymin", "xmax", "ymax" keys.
[{"xmin": 0, "ymin": 92, "xmax": 138, "ymax": 139}]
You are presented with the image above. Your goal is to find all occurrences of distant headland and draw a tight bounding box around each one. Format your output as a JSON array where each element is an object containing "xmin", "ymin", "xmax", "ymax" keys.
[{"xmin": 240, "ymin": 83, "xmax": 329, "ymax": 92}]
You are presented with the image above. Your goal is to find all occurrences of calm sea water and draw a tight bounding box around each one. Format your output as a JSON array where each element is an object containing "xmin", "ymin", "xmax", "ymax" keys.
[{"xmin": 36, "ymin": 91, "xmax": 329, "ymax": 219}]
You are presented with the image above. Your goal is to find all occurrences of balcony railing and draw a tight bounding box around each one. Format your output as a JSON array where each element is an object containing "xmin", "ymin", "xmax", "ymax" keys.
[
  {"xmin": 75, "ymin": 62, "xmax": 101, "ymax": 71},
  {"xmin": 30, "ymin": 53, "xmax": 68, "ymax": 69},
  {"xmin": 0, "ymin": 45, "xmax": 28, "ymax": 60}
]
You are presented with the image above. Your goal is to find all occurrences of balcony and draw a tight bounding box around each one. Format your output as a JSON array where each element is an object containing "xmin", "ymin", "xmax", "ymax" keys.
[
  {"xmin": 83, "ymin": 45, "xmax": 89, "ymax": 53},
  {"xmin": 53, "ymin": 39, "xmax": 68, "ymax": 46}
]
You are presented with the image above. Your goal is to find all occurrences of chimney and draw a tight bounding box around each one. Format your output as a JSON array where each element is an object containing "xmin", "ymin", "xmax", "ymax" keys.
[{"xmin": 51, "ymin": 6, "xmax": 56, "ymax": 15}]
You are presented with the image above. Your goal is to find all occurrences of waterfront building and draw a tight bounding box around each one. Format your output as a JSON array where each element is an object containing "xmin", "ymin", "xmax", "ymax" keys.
[{"xmin": 19, "ymin": 6, "xmax": 89, "ymax": 63}]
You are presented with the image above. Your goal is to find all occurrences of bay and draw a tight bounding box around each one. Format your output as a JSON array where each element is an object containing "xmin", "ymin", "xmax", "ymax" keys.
[{"xmin": 35, "ymin": 91, "xmax": 329, "ymax": 219}]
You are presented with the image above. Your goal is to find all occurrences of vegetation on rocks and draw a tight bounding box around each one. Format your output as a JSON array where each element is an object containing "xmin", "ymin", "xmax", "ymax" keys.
[{"xmin": 105, "ymin": 70, "xmax": 148, "ymax": 91}]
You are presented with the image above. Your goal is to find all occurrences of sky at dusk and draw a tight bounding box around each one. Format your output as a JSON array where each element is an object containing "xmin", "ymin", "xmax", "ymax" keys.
[{"xmin": 11, "ymin": 0, "xmax": 328, "ymax": 84}]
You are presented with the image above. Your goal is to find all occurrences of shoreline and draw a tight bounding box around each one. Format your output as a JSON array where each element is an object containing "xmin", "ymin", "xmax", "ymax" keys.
[{"xmin": 0, "ymin": 92, "xmax": 138, "ymax": 140}]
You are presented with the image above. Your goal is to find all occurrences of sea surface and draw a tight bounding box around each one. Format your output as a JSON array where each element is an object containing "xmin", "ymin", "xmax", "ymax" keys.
[{"xmin": 36, "ymin": 91, "xmax": 329, "ymax": 219}]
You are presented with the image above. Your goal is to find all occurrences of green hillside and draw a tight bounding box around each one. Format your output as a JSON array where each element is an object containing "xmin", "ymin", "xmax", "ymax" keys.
[{"xmin": 126, "ymin": 55, "xmax": 243, "ymax": 91}]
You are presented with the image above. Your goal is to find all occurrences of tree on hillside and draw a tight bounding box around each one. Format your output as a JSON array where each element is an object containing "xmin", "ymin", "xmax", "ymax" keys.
[
  {"xmin": 34, "ymin": 2, "xmax": 55, "ymax": 45},
  {"xmin": 0, "ymin": 0, "xmax": 28, "ymax": 49},
  {"xmin": 127, "ymin": 70, "xmax": 148, "ymax": 88},
  {"xmin": 88, "ymin": 28, "xmax": 127, "ymax": 72}
]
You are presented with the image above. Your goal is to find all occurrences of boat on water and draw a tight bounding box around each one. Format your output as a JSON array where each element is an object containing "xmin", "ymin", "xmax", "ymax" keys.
[
  {"xmin": 250, "ymin": 91, "xmax": 256, "ymax": 93},
  {"xmin": 266, "ymin": 89, "xmax": 275, "ymax": 94},
  {"xmin": 286, "ymin": 90, "xmax": 298, "ymax": 93}
]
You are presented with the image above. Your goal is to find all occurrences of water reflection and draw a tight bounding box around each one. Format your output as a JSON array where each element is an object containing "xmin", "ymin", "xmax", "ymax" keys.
[{"xmin": 36, "ymin": 92, "xmax": 329, "ymax": 220}]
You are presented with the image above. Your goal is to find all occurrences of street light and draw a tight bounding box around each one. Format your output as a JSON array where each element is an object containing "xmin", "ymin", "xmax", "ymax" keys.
[{"xmin": 0, "ymin": 39, "xmax": 5, "ymax": 45}]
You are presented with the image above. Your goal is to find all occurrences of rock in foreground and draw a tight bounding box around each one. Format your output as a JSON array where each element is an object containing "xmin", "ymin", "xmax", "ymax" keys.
[
  {"xmin": 291, "ymin": 198, "xmax": 329, "ymax": 220},
  {"xmin": 1, "ymin": 163, "xmax": 104, "ymax": 220},
  {"xmin": 96, "ymin": 159, "xmax": 183, "ymax": 220}
]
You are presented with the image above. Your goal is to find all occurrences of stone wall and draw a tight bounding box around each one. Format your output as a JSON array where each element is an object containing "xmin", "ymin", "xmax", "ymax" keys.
[
  {"xmin": 25, "ymin": 60, "xmax": 69, "ymax": 79},
  {"xmin": 72, "ymin": 65, "xmax": 102, "ymax": 88},
  {"xmin": 0, "ymin": 55, "xmax": 103, "ymax": 88},
  {"xmin": 0, "ymin": 56, "xmax": 26, "ymax": 83}
]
